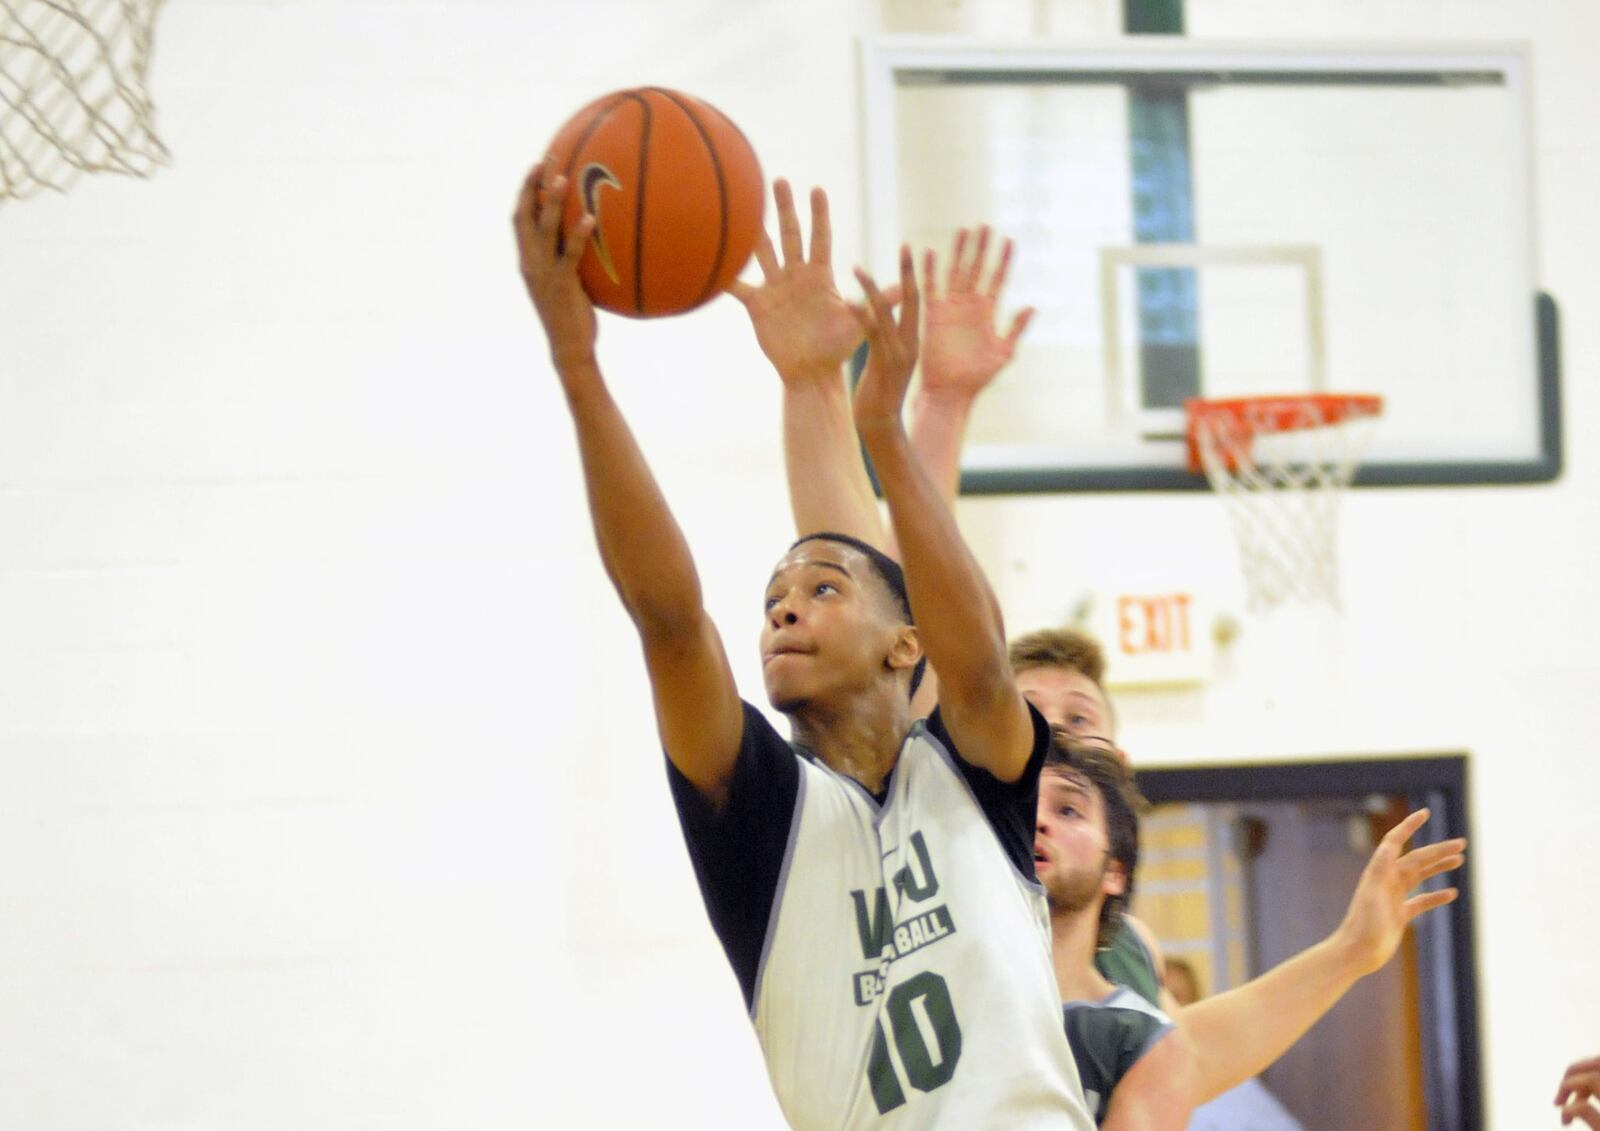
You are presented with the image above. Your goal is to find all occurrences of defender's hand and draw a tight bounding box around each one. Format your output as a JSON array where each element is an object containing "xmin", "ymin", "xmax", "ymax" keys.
[
  {"xmin": 514, "ymin": 158, "xmax": 598, "ymax": 368},
  {"xmin": 1557, "ymin": 1056, "xmax": 1600, "ymax": 1129},
  {"xmin": 729, "ymin": 180, "xmax": 897, "ymax": 385},
  {"xmin": 920, "ymin": 226, "xmax": 1033, "ymax": 404},
  {"xmin": 1334, "ymin": 808, "xmax": 1466, "ymax": 977},
  {"xmin": 850, "ymin": 246, "xmax": 921, "ymax": 439}
]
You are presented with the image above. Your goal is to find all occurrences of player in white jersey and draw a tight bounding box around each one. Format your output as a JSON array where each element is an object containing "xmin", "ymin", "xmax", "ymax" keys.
[
  {"xmin": 515, "ymin": 163, "xmax": 1094, "ymax": 1128},
  {"xmin": 741, "ymin": 183, "xmax": 1471, "ymax": 1118}
]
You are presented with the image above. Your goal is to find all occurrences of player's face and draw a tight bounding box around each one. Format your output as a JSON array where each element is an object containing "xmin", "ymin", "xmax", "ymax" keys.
[
  {"xmin": 1034, "ymin": 766, "xmax": 1124, "ymax": 915},
  {"xmin": 1016, "ymin": 666, "xmax": 1115, "ymax": 745},
  {"xmin": 760, "ymin": 543, "xmax": 915, "ymax": 713}
]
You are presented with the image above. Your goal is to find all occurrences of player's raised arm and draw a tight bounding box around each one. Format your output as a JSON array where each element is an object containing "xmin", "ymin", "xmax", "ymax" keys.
[
  {"xmin": 1176, "ymin": 807, "xmax": 1467, "ymax": 1101},
  {"xmin": 910, "ymin": 227, "xmax": 1034, "ymax": 507},
  {"xmin": 514, "ymin": 160, "xmax": 743, "ymax": 805},
  {"xmin": 851, "ymin": 248, "xmax": 1033, "ymax": 781},
  {"xmin": 729, "ymin": 180, "xmax": 887, "ymax": 547}
]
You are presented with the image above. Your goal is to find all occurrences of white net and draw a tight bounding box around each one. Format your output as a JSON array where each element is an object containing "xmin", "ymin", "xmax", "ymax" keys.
[
  {"xmin": 1189, "ymin": 396, "xmax": 1382, "ymax": 612},
  {"xmin": 0, "ymin": 0, "xmax": 168, "ymax": 204}
]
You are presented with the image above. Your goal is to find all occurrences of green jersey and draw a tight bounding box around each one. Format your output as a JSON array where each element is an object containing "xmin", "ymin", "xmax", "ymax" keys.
[
  {"xmin": 1062, "ymin": 987, "xmax": 1175, "ymax": 1125},
  {"xmin": 1093, "ymin": 919, "xmax": 1162, "ymax": 1005}
]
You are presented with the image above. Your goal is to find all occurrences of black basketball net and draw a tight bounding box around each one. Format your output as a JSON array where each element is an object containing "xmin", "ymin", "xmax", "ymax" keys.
[{"xmin": 0, "ymin": 0, "xmax": 168, "ymax": 204}]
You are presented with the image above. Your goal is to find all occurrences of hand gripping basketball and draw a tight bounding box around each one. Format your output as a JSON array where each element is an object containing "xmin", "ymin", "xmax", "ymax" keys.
[{"xmin": 515, "ymin": 159, "xmax": 598, "ymax": 367}]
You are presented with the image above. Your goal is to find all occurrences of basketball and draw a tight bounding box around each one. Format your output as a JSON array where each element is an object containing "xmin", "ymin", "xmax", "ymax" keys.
[{"xmin": 543, "ymin": 88, "xmax": 765, "ymax": 318}]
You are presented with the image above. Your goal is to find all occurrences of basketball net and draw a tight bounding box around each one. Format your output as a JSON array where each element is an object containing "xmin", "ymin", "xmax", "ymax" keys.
[
  {"xmin": 0, "ymin": 0, "xmax": 169, "ymax": 205},
  {"xmin": 1186, "ymin": 394, "xmax": 1383, "ymax": 612}
]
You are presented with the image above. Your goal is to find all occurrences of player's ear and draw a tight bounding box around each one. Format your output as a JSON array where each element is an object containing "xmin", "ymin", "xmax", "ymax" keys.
[
  {"xmin": 885, "ymin": 624, "xmax": 921, "ymax": 675},
  {"xmin": 1103, "ymin": 858, "xmax": 1128, "ymax": 898}
]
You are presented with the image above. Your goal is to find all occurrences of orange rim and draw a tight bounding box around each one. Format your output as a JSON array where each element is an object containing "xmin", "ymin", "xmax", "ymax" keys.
[{"xmin": 1184, "ymin": 394, "xmax": 1383, "ymax": 474}]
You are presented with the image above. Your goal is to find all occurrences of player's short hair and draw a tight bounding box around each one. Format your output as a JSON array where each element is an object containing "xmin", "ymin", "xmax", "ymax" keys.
[
  {"xmin": 1008, "ymin": 626, "xmax": 1115, "ymax": 729},
  {"xmin": 1008, "ymin": 625, "xmax": 1106, "ymax": 682},
  {"xmin": 1044, "ymin": 729, "xmax": 1146, "ymax": 950},
  {"xmin": 790, "ymin": 532, "xmax": 925, "ymax": 698}
]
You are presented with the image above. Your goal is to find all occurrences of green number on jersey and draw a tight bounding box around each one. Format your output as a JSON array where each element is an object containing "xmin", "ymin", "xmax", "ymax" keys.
[{"xmin": 866, "ymin": 971, "xmax": 963, "ymax": 1113}]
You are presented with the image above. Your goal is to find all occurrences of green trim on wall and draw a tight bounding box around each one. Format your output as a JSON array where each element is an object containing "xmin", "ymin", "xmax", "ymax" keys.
[{"xmin": 1124, "ymin": 0, "xmax": 1184, "ymax": 35}]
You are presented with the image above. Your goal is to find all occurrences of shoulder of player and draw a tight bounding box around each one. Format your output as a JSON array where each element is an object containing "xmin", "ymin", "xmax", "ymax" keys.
[
  {"xmin": 917, "ymin": 701, "xmax": 1047, "ymax": 773},
  {"xmin": 1065, "ymin": 988, "xmax": 1173, "ymax": 1031},
  {"xmin": 1121, "ymin": 913, "xmax": 1166, "ymax": 967}
]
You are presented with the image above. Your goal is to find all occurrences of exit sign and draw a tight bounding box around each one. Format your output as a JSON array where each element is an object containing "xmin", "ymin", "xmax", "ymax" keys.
[{"xmin": 1086, "ymin": 590, "xmax": 1216, "ymax": 688}]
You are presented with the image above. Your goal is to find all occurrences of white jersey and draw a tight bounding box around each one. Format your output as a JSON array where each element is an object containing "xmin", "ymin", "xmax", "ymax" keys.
[{"xmin": 668, "ymin": 704, "xmax": 1093, "ymax": 1130}]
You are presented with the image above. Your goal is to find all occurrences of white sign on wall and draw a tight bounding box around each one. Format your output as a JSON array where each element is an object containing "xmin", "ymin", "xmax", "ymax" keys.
[{"xmin": 1086, "ymin": 589, "xmax": 1217, "ymax": 688}]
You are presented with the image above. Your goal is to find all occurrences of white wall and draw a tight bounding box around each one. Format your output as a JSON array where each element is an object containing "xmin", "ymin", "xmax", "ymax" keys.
[{"xmin": 0, "ymin": 1, "xmax": 1593, "ymax": 1128}]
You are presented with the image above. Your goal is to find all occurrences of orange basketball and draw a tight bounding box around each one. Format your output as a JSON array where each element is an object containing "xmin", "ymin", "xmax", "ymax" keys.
[{"xmin": 544, "ymin": 88, "xmax": 765, "ymax": 318}]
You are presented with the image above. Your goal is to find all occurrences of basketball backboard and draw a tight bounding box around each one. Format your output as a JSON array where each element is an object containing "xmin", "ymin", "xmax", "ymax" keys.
[{"xmin": 859, "ymin": 38, "xmax": 1559, "ymax": 492}]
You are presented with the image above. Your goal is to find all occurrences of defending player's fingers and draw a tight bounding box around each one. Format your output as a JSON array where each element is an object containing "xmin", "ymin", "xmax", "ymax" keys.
[
  {"xmin": 1407, "ymin": 851, "xmax": 1466, "ymax": 887},
  {"xmin": 922, "ymin": 248, "xmax": 941, "ymax": 301},
  {"xmin": 1557, "ymin": 1063, "xmax": 1600, "ymax": 1104},
  {"xmin": 986, "ymin": 236, "xmax": 1016, "ymax": 301},
  {"xmin": 1401, "ymin": 887, "xmax": 1457, "ymax": 922},
  {"xmin": 1378, "ymin": 808, "xmax": 1432, "ymax": 857},
  {"xmin": 1399, "ymin": 837, "xmax": 1467, "ymax": 878},
  {"xmin": 854, "ymin": 266, "xmax": 892, "ymax": 327},
  {"xmin": 1559, "ymin": 1057, "xmax": 1600, "ymax": 1088},
  {"xmin": 962, "ymin": 226, "xmax": 991, "ymax": 291},
  {"xmin": 751, "ymin": 230, "xmax": 781, "ymax": 283},
  {"xmin": 848, "ymin": 275, "xmax": 892, "ymax": 358},
  {"xmin": 1560, "ymin": 1097, "xmax": 1600, "ymax": 1130},
  {"xmin": 774, "ymin": 178, "xmax": 804, "ymax": 264},
  {"xmin": 1003, "ymin": 306, "xmax": 1036, "ymax": 353},
  {"xmin": 946, "ymin": 228, "xmax": 969, "ymax": 295},
  {"xmin": 808, "ymin": 186, "xmax": 831, "ymax": 266}
]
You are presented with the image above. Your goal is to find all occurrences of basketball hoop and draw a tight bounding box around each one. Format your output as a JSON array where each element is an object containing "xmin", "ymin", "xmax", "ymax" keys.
[
  {"xmin": 1186, "ymin": 394, "xmax": 1383, "ymax": 612},
  {"xmin": 0, "ymin": 0, "xmax": 170, "ymax": 205}
]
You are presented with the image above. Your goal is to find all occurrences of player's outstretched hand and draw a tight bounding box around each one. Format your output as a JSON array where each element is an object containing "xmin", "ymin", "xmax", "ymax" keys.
[
  {"xmin": 514, "ymin": 158, "xmax": 598, "ymax": 369},
  {"xmin": 1334, "ymin": 808, "xmax": 1466, "ymax": 977},
  {"xmin": 920, "ymin": 226, "xmax": 1034, "ymax": 404},
  {"xmin": 729, "ymin": 180, "xmax": 899, "ymax": 385},
  {"xmin": 850, "ymin": 247, "xmax": 921, "ymax": 440},
  {"xmin": 1557, "ymin": 1056, "xmax": 1600, "ymax": 1128}
]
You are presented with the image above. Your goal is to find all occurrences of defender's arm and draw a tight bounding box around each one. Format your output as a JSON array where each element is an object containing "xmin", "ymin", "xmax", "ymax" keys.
[
  {"xmin": 730, "ymin": 180, "xmax": 886, "ymax": 547},
  {"xmin": 1174, "ymin": 808, "xmax": 1466, "ymax": 1101},
  {"xmin": 908, "ymin": 228, "xmax": 1033, "ymax": 507},
  {"xmin": 1100, "ymin": 1029, "xmax": 1197, "ymax": 1131}
]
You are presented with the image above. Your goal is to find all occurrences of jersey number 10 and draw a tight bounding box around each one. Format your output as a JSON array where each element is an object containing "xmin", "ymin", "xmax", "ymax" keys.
[{"xmin": 866, "ymin": 971, "xmax": 963, "ymax": 1113}]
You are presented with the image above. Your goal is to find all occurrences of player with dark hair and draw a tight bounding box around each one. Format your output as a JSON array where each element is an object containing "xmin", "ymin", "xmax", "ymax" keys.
[
  {"xmin": 785, "ymin": 530, "xmax": 928, "ymax": 698},
  {"xmin": 1037, "ymin": 733, "xmax": 1194, "ymax": 1129},
  {"xmin": 515, "ymin": 162, "xmax": 1093, "ymax": 1128},
  {"xmin": 737, "ymin": 180, "xmax": 1470, "ymax": 1111},
  {"xmin": 1007, "ymin": 627, "xmax": 1160, "ymax": 1003}
]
